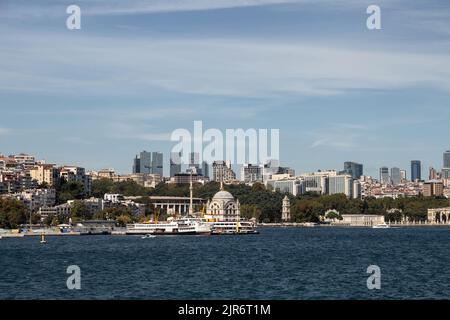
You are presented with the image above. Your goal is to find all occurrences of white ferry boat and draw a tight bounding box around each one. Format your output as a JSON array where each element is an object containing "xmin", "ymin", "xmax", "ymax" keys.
[
  {"xmin": 176, "ymin": 218, "xmax": 212, "ymax": 235},
  {"xmin": 211, "ymin": 221, "xmax": 258, "ymax": 235},
  {"xmin": 126, "ymin": 221, "xmax": 180, "ymax": 235},
  {"xmin": 126, "ymin": 218, "xmax": 212, "ymax": 236}
]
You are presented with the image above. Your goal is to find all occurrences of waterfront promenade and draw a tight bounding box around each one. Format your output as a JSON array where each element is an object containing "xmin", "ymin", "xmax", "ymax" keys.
[{"xmin": 3, "ymin": 220, "xmax": 450, "ymax": 239}]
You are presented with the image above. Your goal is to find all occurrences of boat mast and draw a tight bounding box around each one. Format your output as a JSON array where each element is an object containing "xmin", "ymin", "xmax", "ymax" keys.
[
  {"xmin": 29, "ymin": 210, "xmax": 33, "ymax": 233},
  {"xmin": 189, "ymin": 171, "xmax": 194, "ymax": 217}
]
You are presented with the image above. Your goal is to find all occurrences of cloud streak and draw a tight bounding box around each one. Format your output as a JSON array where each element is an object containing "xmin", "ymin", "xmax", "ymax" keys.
[
  {"xmin": 0, "ymin": 0, "xmax": 365, "ymax": 18},
  {"xmin": 0, "ymin": 128, "xmax": 10, "ymax": 136},
  {"xmin": 1, "ymin": 31, "xmax": 450, "ymax": 99}
]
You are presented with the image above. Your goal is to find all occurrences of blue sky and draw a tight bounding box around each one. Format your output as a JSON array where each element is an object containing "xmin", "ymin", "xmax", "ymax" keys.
[{"xmin": 1, "ymin": 0, "xmax": 450, "ymax": 178}]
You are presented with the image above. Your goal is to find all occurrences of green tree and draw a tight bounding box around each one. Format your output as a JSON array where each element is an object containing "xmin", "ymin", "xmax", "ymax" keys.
[
  {"xmin": 0, "ymin": 198, "xmax": 28, "ymax": 229},
  {"xmin": 70, "ymin": 200, "xmax": 92, "ymax": 220},
  {"xmin": 91, "ymin": 179, "xmax": 115, "ymax": 198},
  {"xmin": 116, "ymin": 214, "xmax": 133, "ymax": 227},
  {"xmin": 57, "ymin": 180, "xmax": 85, "ymax": 204}
]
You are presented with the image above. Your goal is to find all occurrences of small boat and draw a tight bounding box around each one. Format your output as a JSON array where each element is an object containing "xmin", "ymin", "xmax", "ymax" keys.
[
  {"xmin": 141, "ymin": 234, "xmax": 156, "ymax": 239},
  {"xmin": 40, "ymin": 234, "xmax": 47, "ymax": 244},
  {"xmin": 303, "ymin": 222, "xmax": 319, "ymax": 227},
  {"xmin": 373, "ymin": 223, "xmax": 390, "ymax": 229}
]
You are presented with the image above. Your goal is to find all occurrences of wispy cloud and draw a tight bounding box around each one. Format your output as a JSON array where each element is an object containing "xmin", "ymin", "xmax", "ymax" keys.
[
  {"xmin": 0, "ymin": 0, "xmax": 334, "ymax": 18},
  {"xmin": 107, "ymin": 122, "xmax": 172, "ymax": 142},
  {"xmin": 60, "ymin": 137, "xmax": 95, "ymax": 145},
  {"xmin": 307, "ymin": 122, "xmax": 369, "ymax": 150},
  {"xmin": 1, "ymin": 32, "xmax": 450, "ymax": 98},
  {"xmin": 0, "ymin": 127, "xmax": 11, "ymax": 136}
]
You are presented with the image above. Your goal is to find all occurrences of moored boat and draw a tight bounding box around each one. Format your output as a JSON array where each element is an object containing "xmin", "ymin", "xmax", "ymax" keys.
[
  {"xmin": 126, "ymin": 221, "xmax": 180, "ymax": 235},
  {"xmin": 176, "ymin": 218, "xmax": 212, "ymax": 235},
  {"xmin": 373, "ymin": 223, "xmax": 390, "ymax": 229},
  {"xmin": 211, "ymin": 221, "xmax": 258, "ymax": 235}
]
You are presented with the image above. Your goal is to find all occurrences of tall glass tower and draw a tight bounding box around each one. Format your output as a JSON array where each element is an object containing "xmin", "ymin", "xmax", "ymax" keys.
[
  {"xmin": 170, "ymin": 152, "xmax": 182, "ymax": 177},
  {"xmin": 444, "ymin": 151, "xmax": 450, "ymax": 169},
  {"xmin": 344, "ymin": 162, "xmax": 363, "ymax": 180},
  {"xmin": 380, "ymin": 167, "xmax": 390, "ymax": 184},
  {"xmin": 411, "ymin": 160, "xmax": 422, "ymax": 182},
  {"xmin": 132, "ymin": 151, "xmax": 163, "ymax": 176},
  {"xmin": 151, "ymin": 152, "xmax": 164, "ymax": 176},
  {"xmin": 391, "ymin": 167, "xmax": 401, "ymax": 185}
]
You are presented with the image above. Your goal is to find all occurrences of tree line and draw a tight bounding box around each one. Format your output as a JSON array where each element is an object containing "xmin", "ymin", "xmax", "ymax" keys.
[{"xmin": 1, "ymin": 179, "xmax": 449, "ymax": 228}]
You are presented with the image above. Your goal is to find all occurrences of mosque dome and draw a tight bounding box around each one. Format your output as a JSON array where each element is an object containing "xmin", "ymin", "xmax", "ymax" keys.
[{"xmin": 212, "ymin": 190, "xmax": 235, "ymax": 201}]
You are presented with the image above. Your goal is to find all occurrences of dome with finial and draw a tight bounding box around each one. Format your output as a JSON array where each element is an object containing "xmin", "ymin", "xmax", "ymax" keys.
[
  {"xmin": 212, "ymin": 190, "xmax": 235, "ymax": 201},
  {"xmin": 206, "ymin": 187, "xmax": 241, "ymax": 222}
]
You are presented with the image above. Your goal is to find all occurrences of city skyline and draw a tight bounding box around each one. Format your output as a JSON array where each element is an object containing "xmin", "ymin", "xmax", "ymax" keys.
[
  {"xmin": 2, "ymin": 149, "xmax": 450, "ymax": 182},
  {"xmin": 1, "ymin": 0, "xmax": 450, "ymax": 178}
]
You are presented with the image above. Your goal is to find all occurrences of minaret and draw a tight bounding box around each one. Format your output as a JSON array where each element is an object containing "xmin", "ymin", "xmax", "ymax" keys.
[
  {"xmin": 282, "ymin": 196, "xmax": 291, "ymax": 222},
  {"xmin": 189, "ymin": 172, "xmax": 194, "ymax": 216}
]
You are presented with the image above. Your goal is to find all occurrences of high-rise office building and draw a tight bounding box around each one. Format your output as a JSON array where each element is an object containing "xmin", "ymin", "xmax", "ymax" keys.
[
  {"xmin": 170, "ymin": 152, "xmax": 182, "ymax": 177},
  {"xmin": 141, "ymin": 151, "xmax": 152, "ymax": 174},
  {"xmin": 241, "ymin": 163, "xmax": 263, "ymax": 183},
  {"xmin": 201, "ymin": 161, "xmax": 210, "ymax": 178},
  {"xmin": 442, "ymin": 168, "xmax": 450, "ymax": 180},
  {"xmin": 391, "ymin": 167, "xmax": 401, "ymax": 185},
  {"xmin": 411, "ymin": 160, "xmax": 422, "ymax": 182},
  {"xmin": 212, "ymin": 160, "xmax": 236, "ymax": 183},
  {"xmin": 132, "ymin": 155, "xmax": 141, "ymax": 174},
  {"xmin": 444, "ymin": 151, "xmax": 450, "ymax": 169},
  {"xmin": 344, "ymin": 162, "xmax": 364, "ymax": 180},
  {"xmin": 189, "ymin": 152, "xmax": 200, "ymax": 170},
  {"xmin": 429, "ymin": 167, "xmax": 438, "ymax": 180},
  {"xmin": 328, "ymin": 174, "xmax": 353, "ymax": 198},
  {"xmin": 151, "ymin": 152, "xmax": 164, "ymax": 176},
  {"xmin": 380, "ymin": 167, "xmax": 390, "ymax": 184},
  {"xmin": 132, "ymin": 151, "xmax": 163, "ymax": 176},
  {"xmin": 400, "ymin": 170, "xmax": 407, "ymax": 182}
]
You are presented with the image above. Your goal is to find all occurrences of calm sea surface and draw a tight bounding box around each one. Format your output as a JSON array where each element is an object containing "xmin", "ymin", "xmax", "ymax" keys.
[{"xmin": 1, "ymin": 227, "xmax": 450, "ymax": 300}]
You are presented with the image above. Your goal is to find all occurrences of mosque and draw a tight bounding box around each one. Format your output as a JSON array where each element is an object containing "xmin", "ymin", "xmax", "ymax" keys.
[{"xmin": 205, "ymin": 185, "xmax": 241, "ymax": 222}]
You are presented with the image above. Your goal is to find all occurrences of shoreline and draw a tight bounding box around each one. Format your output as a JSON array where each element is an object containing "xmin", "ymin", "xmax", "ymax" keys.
[
  {"xmin": 2, "ymin": 224, "xmax": 450, "ymax": 238},
  {"xmin": 259, "ymin": 223, "xmax": 450, "ymax": 228}
]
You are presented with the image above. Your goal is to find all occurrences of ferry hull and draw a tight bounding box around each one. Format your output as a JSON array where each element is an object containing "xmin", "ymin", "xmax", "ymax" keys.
[{"xmin": 126, "ymin": 229, "xmax": 212, "ymax": 236}]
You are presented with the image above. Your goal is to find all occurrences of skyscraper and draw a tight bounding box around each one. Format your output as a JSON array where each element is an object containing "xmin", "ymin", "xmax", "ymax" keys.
[
  {"xmin": 411, "ymin": 160, "xmax": 422, "ymax": 182},
  {"xmin": 444, "ymin": 151, "xmax": 450, "ymax": 169},
  {"xmin": 241, "ymin": 163, "xmax": 263, "ymax": 183},
  {"xmin": 170, "ymin": 152, "xmax": 182, "ymax": 177},
  {"xmin": 132, "ymin": 151, "xmax": 163, "ymax": 176},
  {"xmin": 212, "ymin": 160, "xmax": 236, "ymax": 183},
  {"xmin": 140, "ymin": 151, "xmax": 152, "ymax": 174},
  {"xmin": 380, "ymin": 167, "xmax": 390, "ymax": 184},
  {"xmin": 132, "ymin": 155, "xmax": 141, "ymax": 174},
  {"xmin": 344, "ymin": 162, "xmax": 364, "ymax": 180},
  {"xmin": 429, "ymin": 167, "xmax": 438, "ymax": 180},
  {"xmin": 391, "ymin": 167, "xmax": 401, "ymax": 185},
  {"xmin": 201, "ymin": 161, "xmax": 210, "ymax": 178},
  {"xmin": 400, "ymin": 170, "xmax": 407, "ymax": 182},
  {"xmin": 151, "ymin": 152, "xmax": 164, "ymax": 176},
  {"xmin": 189, "ymin": 152, "xmax": 200, "ymax": 170}
]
